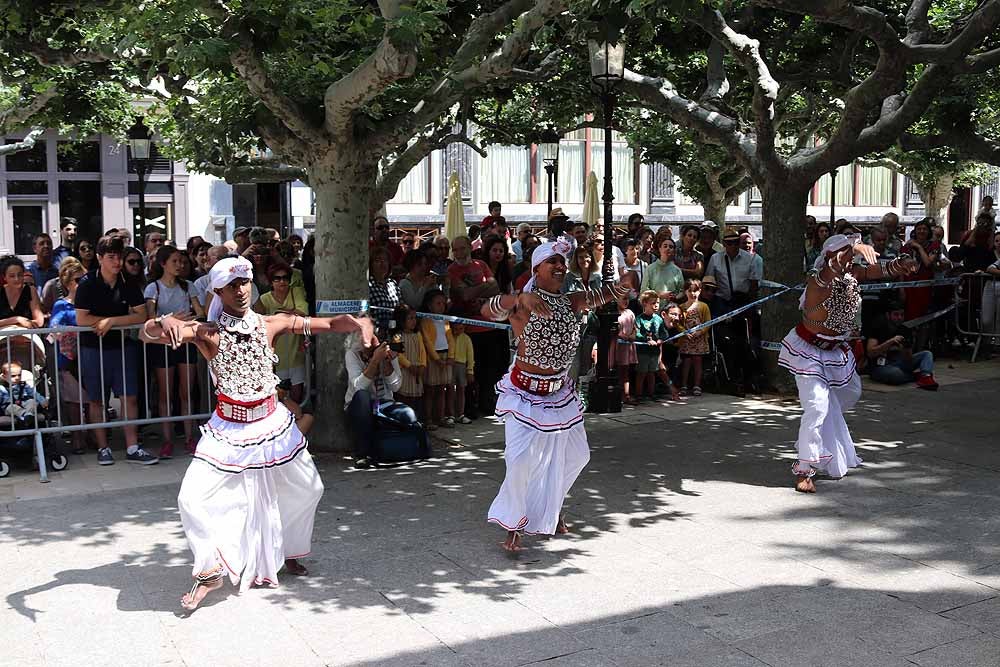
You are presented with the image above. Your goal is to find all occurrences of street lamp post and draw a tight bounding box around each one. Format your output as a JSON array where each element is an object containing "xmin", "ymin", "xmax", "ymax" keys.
[
  {"xmin": 588, "ymin": 40, "xmax": 625, "ymax": 414},
  {"xmin": 128, "ymin": 120, "xmax": 153, "ymax": 243},
  {"xmin": 538, "ymin": 128, "xmax": 561, "ymax": 216},
  {"xmin": 829, "ymin": 168, "xmax": 838, "ymax": 224}
]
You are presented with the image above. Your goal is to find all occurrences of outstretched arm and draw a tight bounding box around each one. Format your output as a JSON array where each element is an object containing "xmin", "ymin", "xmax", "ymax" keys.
[
  {"xmin": 267, "ymin": 312, "xmax": 374, "ymax": 347},
  {"xmin": 567, "ymin": 271, "xmax": 637, "ymax": 313}
]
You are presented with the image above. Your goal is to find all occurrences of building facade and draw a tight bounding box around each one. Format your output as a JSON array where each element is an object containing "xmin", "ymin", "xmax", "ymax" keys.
[{"xmin": 3, "ymin": 129, "xmax": 994, "ymax": 255}]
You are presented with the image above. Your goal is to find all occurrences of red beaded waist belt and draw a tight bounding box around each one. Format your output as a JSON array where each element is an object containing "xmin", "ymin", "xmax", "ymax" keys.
[
  {"xmin": 216, "ymin": 394, "xmax": 277, "ymax": 423},
  {"xmin": 795, "ymin": 322, "xmax": 846, "ymax": 352},
  {"xmin": 510, "ymin": 367, "xmax": 565, "ymax": 396}
]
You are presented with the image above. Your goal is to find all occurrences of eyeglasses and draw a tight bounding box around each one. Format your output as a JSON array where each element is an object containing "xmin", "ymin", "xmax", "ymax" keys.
[
  {"xmin": 272, "ymin": 275, "xmax": 290, "ymax": 282},
  {"xmin": 79, "ymin": 246, "xmax": 92, "ymax": 252},
  {"xmin": 126, "ymin": 259, "xmax": 141, "ymax": 266}
]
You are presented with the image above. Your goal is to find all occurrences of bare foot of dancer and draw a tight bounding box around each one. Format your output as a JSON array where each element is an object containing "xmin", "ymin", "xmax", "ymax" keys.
[
  {"xmin": 555, "ymin": 515, "xmax": 571, "ymax": 534},
  {"xmin": 501, "ymin": 531, "xmax": 523, "ymax": 553},
  {"xmin": 284, "ymin": 558, "xmax": 308, "ymax": 576},
  {"xmin": 180, "ymin": 576, "xmax": 223, "ymax": 612},
  {"xmin": 795, "ymin": 475, "xmax": 816, "ymax": 493}
]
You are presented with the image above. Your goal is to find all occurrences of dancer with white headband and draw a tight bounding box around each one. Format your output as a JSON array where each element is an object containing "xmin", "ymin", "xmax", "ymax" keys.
[
  {"xmin": 779, "ymin": 234, "xmax": 916, "ymax": 493},
  {"xmin": 140, "ymin": 256, "xmax": 373, "ymax": 611},
  {"xmin": 483, "ymin": 239, "xmax": 637, "ymax": 552}
]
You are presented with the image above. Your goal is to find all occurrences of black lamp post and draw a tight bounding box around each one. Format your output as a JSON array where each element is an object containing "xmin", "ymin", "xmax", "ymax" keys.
[
  {"xmin": 829, "ymin": 168, "xmax": 838, "ymax": 224},
  {"xmin": 538, "ymin": 127, "xmax": 561, "ymax": 216},
  {"xmin": 128, "ymin": 119, "xmax": 153, "ymax": 243},
  {"xmin": 588, "ymin": 39, "xmax": 625, "ymax": 414}
]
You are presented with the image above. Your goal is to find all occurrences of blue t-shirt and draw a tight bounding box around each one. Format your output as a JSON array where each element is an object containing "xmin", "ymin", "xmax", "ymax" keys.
[{"xmin": 50, "ymin": 298, "xmax": 79, "ymax": 368}]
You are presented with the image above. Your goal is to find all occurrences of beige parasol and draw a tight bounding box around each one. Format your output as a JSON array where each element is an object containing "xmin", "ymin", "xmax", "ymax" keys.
[
  {"xmin": 443, "ymin": 172, "xmax": 466, "ymax": 240},
  {"xmin": 582, "ymin": 170, "xmax": 600, "ymax": 229}
]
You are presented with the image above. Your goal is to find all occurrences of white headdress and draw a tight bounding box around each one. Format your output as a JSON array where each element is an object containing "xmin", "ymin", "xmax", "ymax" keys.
[
  {"xmin": 206, "ymin": 256, "xmax": 253, "ymax": 321},
  {"xmin": 523, "ymin": 238, "xmax": 574, "ymax": 293}
]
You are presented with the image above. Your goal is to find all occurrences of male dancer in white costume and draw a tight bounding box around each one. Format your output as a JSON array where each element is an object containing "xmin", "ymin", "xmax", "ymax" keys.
[
  {"xmin": 483, "ymin": 239, "xmax": 636, "ymax": 551},
  {"xmin": 141, "ymin": 257, "xmax": 373, "ymax": 610},
  {"xmin": 778, "ymin": 234, "xmax": 915, "ymax": 493}
]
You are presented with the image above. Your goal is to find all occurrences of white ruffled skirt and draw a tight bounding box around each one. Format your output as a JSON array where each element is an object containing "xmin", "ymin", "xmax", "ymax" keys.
[
  {"xmin": 488, "ymin": 374, "xmax": 590, "ymax": 535},
  {"xmin": 178, "ymin": 404, "xmax": 323, "ymax": 590},
  {"xmin": 778, "ymin": 328, "xmax": 862, "ymax": 478}
]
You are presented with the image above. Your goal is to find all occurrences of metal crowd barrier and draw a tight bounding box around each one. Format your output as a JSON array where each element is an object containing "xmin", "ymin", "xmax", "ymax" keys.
[
  {"xmin": 955, "ymin": 272, "xmax": 1000, "ymax": 362},
  {"xmin": 0, "ymin": 323, "xmax": 214, "ymax": 483}
]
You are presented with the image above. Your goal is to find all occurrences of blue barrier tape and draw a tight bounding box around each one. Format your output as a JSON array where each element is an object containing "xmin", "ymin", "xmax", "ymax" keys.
[
  {"xmin": 369, "ymin": 305, "xmax": 514, "ymax": 331},
  {"xmin": 762, "ymin": 276, "xmax": 960, "ymax": 292},
  {"xmin": 316, "ymin": 299, "xmax": 369, "ymax": 314}
]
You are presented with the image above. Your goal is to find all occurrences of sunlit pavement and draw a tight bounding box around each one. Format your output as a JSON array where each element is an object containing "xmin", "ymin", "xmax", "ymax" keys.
[{"xmin": 2, "ymin": 360, "xmax": 999, "ymax": 666}]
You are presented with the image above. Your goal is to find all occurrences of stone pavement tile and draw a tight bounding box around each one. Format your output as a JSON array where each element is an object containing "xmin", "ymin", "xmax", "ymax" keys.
[
  {"xmin": 907, "ymin": 634, "xmax": 1000, "ymax": 666},
  {"xmin": 734, "ymin": 626, "xmax": 916, "ymax": 667},
  {"xmin": 675, "ymin": 542, "xmax": 830, "ymax": 590},
  {"xmin": 575, "ymin": 608, "xmax": 761, "ymax": 667},
  {"xmin": 942, "ymin": 595, "xmax": 1000, "ymax": 636},
  {"xmin": 402, "ymin": 598, "xmax": 590, "ymax": 667}
]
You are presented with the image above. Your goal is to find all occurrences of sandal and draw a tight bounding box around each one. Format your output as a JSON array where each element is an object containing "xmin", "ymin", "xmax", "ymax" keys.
[
  {"xmin": 284, "ymin": 558, "xmax": 308, "ymax": 576},
  {"xmin": 692, "ymin": 386, "xmax": 702, "ymax": 396},
  {"xmin": 180, "ymin": 569, "xmax": 224, "ymax": 612}
]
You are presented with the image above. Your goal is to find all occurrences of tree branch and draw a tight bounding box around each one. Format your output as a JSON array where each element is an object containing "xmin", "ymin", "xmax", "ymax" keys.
[
  {"xmin": 228, "ymin": 28, "xmax": 325, "ymax": 148},
  {"xmin": 694, "ymin": 6, "xmax": 781, "ymax": 177},
  {"xmin": 620, "ymin": 69, "xmax": 760, "ymax": 178},
  {"xmin": 900, "ymin": 130, "xmax": 1000, "ymax": 166},
  {"xmin": 375, "ymin": 125, "xmax": 485, "ymax": 205},
  {"xmin": 22, "ymin": 40, "xmax": 115, "ymax": 67},
  {"xmin": 323, "ymin": 0, "xmax": 417, "ymax": 135},
  {"xmin": 904, "ymin": 0, "xmax": 932, "ymax": 44},
  {"xmin": 508, "ymin": 50, "xmax": 564, "ymax": 82},
  {"xmin": 194, "ymin": 161, "xmax": 308, "ymax": 184},
  {"xmin": 701, "ymin": 39, "xmax": 730, "ymax": 105},
  {"xmin": 0, "ymin": 127, "xmax": 44, "ymax": 157},
  {"xmin": 0, "ymin": 88, "xmax": 59, "ymax": 132}
]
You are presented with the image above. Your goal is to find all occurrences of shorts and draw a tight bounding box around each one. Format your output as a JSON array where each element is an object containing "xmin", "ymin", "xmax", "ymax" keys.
[
  {"xmin": 452, "ymin": 361, "xmax": 468, "ymax": 387},
  {"xmin": 80, "ymin": 343, "xmax": 139, "ymax": 399},
  {"xmin": 277, "ymin": 365, "xmax": 306, "ymax": 386},
  {"xmin": 145, "ymin": 342, "xmax": 198, "ymax": 369},
  {"xmin": 636, "ymin": 348, "xmax": 660, "ymax": 374}
]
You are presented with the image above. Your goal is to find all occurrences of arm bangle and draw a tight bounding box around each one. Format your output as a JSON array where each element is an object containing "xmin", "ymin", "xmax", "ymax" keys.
[
  {"xmin": 487, "ymin": 295, "xmax": 511, "ymax": 320},
  {"xmin": 303, "ymin": 316, "xmax": 312, "ymax": 336}
]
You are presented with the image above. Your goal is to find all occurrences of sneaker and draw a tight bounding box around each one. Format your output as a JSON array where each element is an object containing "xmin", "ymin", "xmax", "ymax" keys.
[
  {"xmin": 916, "ymin": 374, "xmax": 939, "ymax": 391},
  {"xmin": 441, "ymin": 417, "xmax": 455, "ymax": 428},
  {"xmin": 692, "ymin": 386, "xmax": 703, "ymax": 396},
  {"xmin": 159, "ymin": 442, "xmax": 174, "ymax": 460},
  {"xmin": 97, "ymin": 447, "xmax": 114, "ymax": 466},
  {"xmin": 126, "ymin": 447, "xmax": 160, "ymax": 465},
  {"xmin": 457, "ymin": 416, "xmax": 473, "ymax": 424}
]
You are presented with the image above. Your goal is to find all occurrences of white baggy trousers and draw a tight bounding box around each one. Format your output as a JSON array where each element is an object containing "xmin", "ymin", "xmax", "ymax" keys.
[{"xmin": 794, "ymin": 373, "xmax": 863, "ymax": 478}]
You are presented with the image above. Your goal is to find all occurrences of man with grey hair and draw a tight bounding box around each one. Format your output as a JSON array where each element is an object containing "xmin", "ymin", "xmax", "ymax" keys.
[{"xmin": 511, "ymin": 222, "xmax": 532, "ymax": 262}]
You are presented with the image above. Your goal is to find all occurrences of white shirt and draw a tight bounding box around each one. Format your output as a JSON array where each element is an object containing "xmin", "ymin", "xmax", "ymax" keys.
[
  {"xmin": 705, "ymin": 249, "xmax": 763, "ymax": 301},
  {"xmin": 344, "ymin": 350, "xmax": 402, "ymax": 408}
]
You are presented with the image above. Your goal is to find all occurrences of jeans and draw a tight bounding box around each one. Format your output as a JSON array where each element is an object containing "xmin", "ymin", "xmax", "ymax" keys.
[
  {"xmin": 870, "ymin": 351, "xmax": 934, "ymax": 385},
  {"xmin": 345, "ymin": 390, "xmax": 419, "ymax": 458}
]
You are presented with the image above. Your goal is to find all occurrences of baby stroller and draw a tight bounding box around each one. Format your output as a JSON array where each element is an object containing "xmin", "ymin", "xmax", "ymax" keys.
[{"xmin": 0, "ymin": 330, "xmax": 67, "ymax": 478}]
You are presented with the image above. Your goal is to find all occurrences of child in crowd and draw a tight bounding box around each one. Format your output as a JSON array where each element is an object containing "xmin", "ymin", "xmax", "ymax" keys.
[
  {"xmin": 448, "ymin": 319, "xmax": 475, "ymax": 424},
  {"xmin": 614, "ymin": 295, "xmax": 638, "ymax": 404},
  {"xmin": 0, "ymin": 360, "xmax": 48, "ymax": 419},
  {"xmin": 393, "ymin": 304, "xmax": 426, "ymax": 419},
  {"xmin": 419, "ymin": 289, "xmax": 454, "ymax": 430},
  {"xmin": 660, "ymin": 303, "xmax": 683, "ymax": 399},
  {"xmin": 678, "ymin": 279, "xmax": 711, "ymax": 396},
  {"xmin": 634, "ymin": 290, "xmax": 667, "ymax": 401}
]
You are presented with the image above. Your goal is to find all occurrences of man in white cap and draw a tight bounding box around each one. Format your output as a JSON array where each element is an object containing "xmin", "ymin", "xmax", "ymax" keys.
[
  {"xmin": 481, "ymin": 239, "xmax": 637, "ymax": 552},
  {"xmin": 141, "ymin": 256, "xmax": 373, "ymax": 611},
  {"xmin": 511, "ymin": 222, "xmax": 532, "ymax": 262},
  {"xmin": 778, "ymin": 234, "xmax": 915, "ymax": 493}
]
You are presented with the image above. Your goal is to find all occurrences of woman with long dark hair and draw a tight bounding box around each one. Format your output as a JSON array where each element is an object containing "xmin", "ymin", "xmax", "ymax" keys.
[
  {"xmin": 805, "ymin": 222, "xmax": 833, "ymax": 271},
  {"xmin": 74, "ymin": 239, "xmax": 99, "ymax": 273},
  {"xmin": 902, "ymin": 218, "xmax": 938, "ymax": 323},
  {"xmin": 483, "ymin": 236, "xmax": 514, "ymax": 295},
  {"xmin": 144, "ymin": 245, "xmax": 199, "ymax": 458}
]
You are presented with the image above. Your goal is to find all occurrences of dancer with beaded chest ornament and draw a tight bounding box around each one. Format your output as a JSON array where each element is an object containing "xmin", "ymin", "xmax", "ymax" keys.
[
  {"xmin": 482, "ymin": 239, "xmax": 638, "ymax": 552},
  {"xmin": 140, "ymin": 257, "xmax": 373, "ymax": 611},
  {"xmin": 778, "ymin": 235, "xmax": 916, "ymax": 493}
]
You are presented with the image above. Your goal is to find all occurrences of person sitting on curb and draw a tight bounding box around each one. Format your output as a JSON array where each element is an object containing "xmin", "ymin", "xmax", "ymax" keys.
[{"xmin": 863, "ymin": 297, "xmax": 939, "ymax": 390}]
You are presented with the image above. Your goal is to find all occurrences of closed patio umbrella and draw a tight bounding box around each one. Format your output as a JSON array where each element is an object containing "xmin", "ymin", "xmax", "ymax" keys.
[
  {"xmin": 443, "ymin": 172, "xmax": 466, "ymax": 240},
  {"xmin": 582, "ymin": 170, "xmax": 600, "ymax": 229}
]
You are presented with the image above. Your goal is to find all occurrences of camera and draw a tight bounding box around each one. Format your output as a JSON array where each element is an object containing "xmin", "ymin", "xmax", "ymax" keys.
[{"xmin": 388, "ymin": 332, "xmax": 405, "ymax": 353}]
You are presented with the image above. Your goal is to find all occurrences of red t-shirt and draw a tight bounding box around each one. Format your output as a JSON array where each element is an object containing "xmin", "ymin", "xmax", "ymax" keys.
[{"xmin": 448, "ymin": 259, "xmax": 493, "ymax": 332}]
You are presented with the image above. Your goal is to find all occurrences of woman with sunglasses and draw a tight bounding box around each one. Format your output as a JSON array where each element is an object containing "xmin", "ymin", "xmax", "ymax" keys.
[
  {"xmin": 122, "ymin": 247, "xmax": 147, "ymax": 291},
  {"xmin": 254, "ymin": 261, "xmax": 307, "ymax": 403},
  {"xmin": 74, "ymin": 239, "xmax": 98, "ymax": 273}
]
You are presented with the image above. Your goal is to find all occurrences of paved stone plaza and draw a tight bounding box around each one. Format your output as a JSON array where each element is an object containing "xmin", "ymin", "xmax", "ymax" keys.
[{"xmin": 2, "ymin": 361, "xmax": 999, "ymax": 667}]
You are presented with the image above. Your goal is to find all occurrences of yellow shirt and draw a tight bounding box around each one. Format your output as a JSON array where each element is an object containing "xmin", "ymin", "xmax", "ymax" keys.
[{"xmin": 451, "ymin": 332, "xmax": 474, "ymax": 372}]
